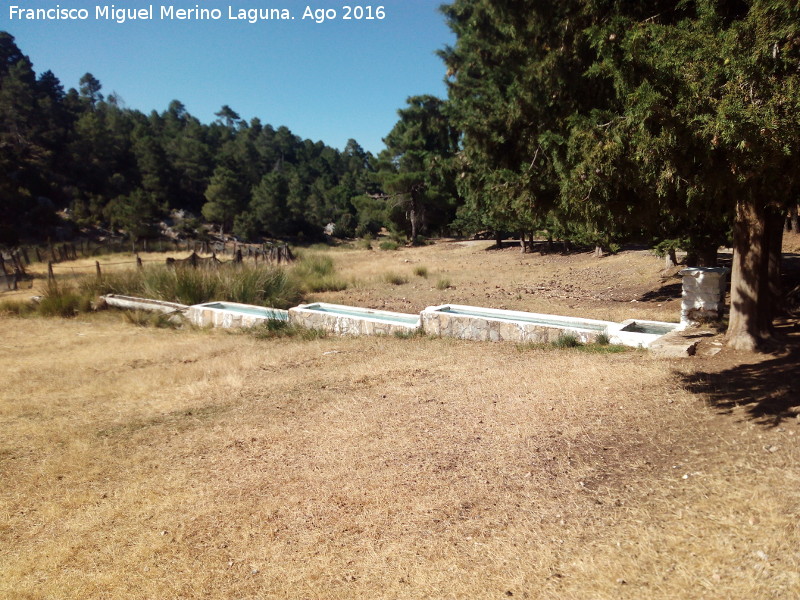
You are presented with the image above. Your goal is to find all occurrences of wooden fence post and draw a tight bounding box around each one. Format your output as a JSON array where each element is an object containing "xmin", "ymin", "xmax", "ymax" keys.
[
  {"xmin": 0, "ymin": 254, "xmax": 8, "ymax": 291},
  {"xmin": 136, "ymin": 254, "xmax": 143, "ymax": 269},
  {"xmin": 96, "ymin": 261, "xmax": 102, "ymax": 280},
  {"xmin": 48, "ymin": 261, "xmax": 54, "ymax": 284}
]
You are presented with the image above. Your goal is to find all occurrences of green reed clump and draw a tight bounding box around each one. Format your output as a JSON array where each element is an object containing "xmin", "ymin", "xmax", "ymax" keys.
[
  {"xmin": 93, "ymin": 263, "xmax": 304, "ymax": 309},
  {"xmin": 37, "ymin": 282, "xmax": 93, "ymax": 318}
]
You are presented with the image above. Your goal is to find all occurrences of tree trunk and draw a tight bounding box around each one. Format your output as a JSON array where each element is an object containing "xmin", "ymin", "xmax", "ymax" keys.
[
  {"xmin": 594, "ymin": 245, "xmax": 604, "ymax": 258},
  {"xmin": 529, "ymin": 231, "xmax": 535, "ymax": 255},
  {"xmin": 495, "ymin": 232, "xmax": 503, "ymax": 249},
  {"xmin": 519, "ymin": 231, "xmax": 526, "ymax": 253},
  {"xmin": 762, "ymin": 207, "xmax": 785, "ymax": 326},
  {"xmin": 790, "ymin": 204, "xmax": 799, "ymax": 233},
  {"xmin": 697, "ymin": 247, "xmax": 718, "ymax": 267},
  {"xmin": 685, "ymin": 245, "xmax": 717, "ymax": 267},
  {"xmin": 665, "ymin": 247, "xmax": 678, "ymax": 269},
  {"xmin": 726, "ymin": 197, "xmax": 775, "ymax": 351}
]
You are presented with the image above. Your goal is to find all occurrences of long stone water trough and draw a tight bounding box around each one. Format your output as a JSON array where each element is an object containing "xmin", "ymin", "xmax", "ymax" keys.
[
  {"xmin": 103, "ymin": 295, "xmax": 682, "ymax": 348},
  {"xmin": 187, "ymin": 301, "xmax": 289, "ymax": 328},
  {"xmin": 103, "ymin": 294, "xmax": 189, "ymax": 314},
  {"xmin": 420, "ymin": 304, "xmax": 682, "ymax": 348},
  {"xmin": 288, "ymin": 302, "xmax": 421, "ymax": 336}
]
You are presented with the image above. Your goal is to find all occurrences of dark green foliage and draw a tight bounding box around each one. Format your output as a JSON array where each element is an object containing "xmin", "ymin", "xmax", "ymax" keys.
[
  {"xmin": 0, "ymin": 32, "xmax": 380, "ymax": 244},
  {"xmin": 379, "ymin": 240, "xmax": 399, "ymax": 251},
  {"xmin": 377, "ymin": 95, "xmax": 461, "ymax": 241}
]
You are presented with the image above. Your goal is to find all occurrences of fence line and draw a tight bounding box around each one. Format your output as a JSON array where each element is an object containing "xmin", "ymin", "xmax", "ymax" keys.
[{"xmin": 2, "ymin": 239, "xmax": 294, "ymax": 292}]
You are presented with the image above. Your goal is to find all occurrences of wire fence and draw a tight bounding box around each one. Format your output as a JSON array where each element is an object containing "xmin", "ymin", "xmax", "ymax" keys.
[{"xmin": 1, "ymin": 238, "xmax": 294, "ymax": 292}]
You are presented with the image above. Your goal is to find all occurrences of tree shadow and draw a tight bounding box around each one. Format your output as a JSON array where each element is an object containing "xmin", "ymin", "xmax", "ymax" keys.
[
  {"xmin": 639, "ymin": 281, "xmax": 683, "ymax": 302},
  {"xmin": 679, "ymin": 323, "xmax": 800, "ymax": 427}
]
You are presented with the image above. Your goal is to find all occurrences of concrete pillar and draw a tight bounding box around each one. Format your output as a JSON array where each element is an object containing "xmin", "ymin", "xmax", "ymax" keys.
[{"xmin": 680, "ymin": 267, "xmax": 730, "ymax": 326}]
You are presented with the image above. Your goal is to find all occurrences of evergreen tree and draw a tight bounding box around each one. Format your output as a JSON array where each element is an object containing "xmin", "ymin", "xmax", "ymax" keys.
[{"xmin": 378, "ymin": 95, "xmax": 460, "ymax": 241}]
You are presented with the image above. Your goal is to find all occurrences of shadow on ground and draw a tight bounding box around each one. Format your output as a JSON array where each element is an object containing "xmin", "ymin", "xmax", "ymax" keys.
[
  {"xmin": 639, "ymin": 282, "xmax": 682, "ymax": 303},
  {"xmin": 680, "ymin": 322, "xmax": 800, "ymax": 426}
]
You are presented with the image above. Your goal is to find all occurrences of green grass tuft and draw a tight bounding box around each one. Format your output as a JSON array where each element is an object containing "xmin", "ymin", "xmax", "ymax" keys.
[
  {"xmin": 383, "ymin": 272, "xmax": 409, "ymax": 286},
  {"xmin": 0, "ymin": 299, "xmax": 37, "ymax": 316},
  {"xmin": 551, "ymin": 333, "xmax": 581, "ymax": 349},
  {"xmin": 292, "ymin": 254, "xmax": 348, "ymax": 293},
  {"xmin": 247, "ymin": 319, "xmax": 329, "ymax": 340},
  {"xmin": 90, "ymin": 263, "xmax": 304, "ymax": 309},
  {"xmin": 37, "ymin": 283, "xmax": 93, "ymax": 318}
]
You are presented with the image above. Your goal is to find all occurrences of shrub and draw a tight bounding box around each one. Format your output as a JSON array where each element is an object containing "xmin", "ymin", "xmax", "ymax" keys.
[
  {"xmin": 379, "ymin": 241, "xmax": 399, "ymax": 251},
  {"xmin": 414, "ymin": 266, "xmax": 429, "ymax": 278},
  {"xmin": 436, "ymin": 278, "xmax": 452, "ymax": 290}
]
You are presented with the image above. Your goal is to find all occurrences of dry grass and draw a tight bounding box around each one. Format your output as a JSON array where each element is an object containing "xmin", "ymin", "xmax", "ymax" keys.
[
  {"xmin": 309, "ymin": 240, "xmax": 685, "ymax": 322},
  {"xmin": 2, "ymin": 240, "xmax": 799, "ymax": 598}
]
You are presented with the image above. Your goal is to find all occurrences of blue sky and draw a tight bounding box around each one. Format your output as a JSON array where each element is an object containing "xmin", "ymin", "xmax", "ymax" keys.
[{"xmin": 3, "ymin": 1, "xmax": 454, "ymax": 154}]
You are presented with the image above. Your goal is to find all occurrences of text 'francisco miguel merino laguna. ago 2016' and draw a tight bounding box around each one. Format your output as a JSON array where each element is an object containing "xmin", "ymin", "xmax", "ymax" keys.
[{"xmin": 8, "ymin": 5, "xmax": 387, "ymax": 24}]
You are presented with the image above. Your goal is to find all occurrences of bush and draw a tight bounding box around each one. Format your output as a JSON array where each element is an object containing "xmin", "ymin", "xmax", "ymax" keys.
[
  {"xmin": 414, "ymin": 266, "xmax": 429, "ymax": 278},
  {"xmin": 436, "ymin": 278, "xmax": 452, "ymax": 290},
  {"xmin": 379, "ymin": 241, "xmax": 399, "ymax": 251}
]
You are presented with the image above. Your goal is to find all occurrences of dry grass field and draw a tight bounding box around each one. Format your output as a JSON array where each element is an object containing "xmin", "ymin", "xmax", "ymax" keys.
[{"xmin": 2, "ymin": 237, "xmax": 799, "ymax": 599}]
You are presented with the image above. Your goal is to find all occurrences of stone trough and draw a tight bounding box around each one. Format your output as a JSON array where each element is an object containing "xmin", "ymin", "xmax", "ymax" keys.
[
  {"xmin": 187, "ymin": 301, "xmax": 288, "ymax": 329},
  {"xmin": 104, "ymin": 297, "xmax": 684, "ymax": 348},
  {"xmin": 421, "ymin": 304, "xmax": 615, "ymax": 344},
  {"xmin": 288, "ymin": 302, "xmax": 421, "ymax": 336},
  {"xmin": 103, "ymin": 294, "xmax": 189, "ymax": 314},
  {"xmin": 420, "ymin": 304, "xmax": 682, "ymax": 348}
]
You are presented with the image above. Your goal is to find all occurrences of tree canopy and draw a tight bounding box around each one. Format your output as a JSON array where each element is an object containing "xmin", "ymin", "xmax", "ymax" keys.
[
  {"xmin": 440, "ymin": 0, "xmax": 800, "ymax": 350},
  {"xmin": 0, "ymin": 32, "xmax": 389, "ymax": 245}
]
